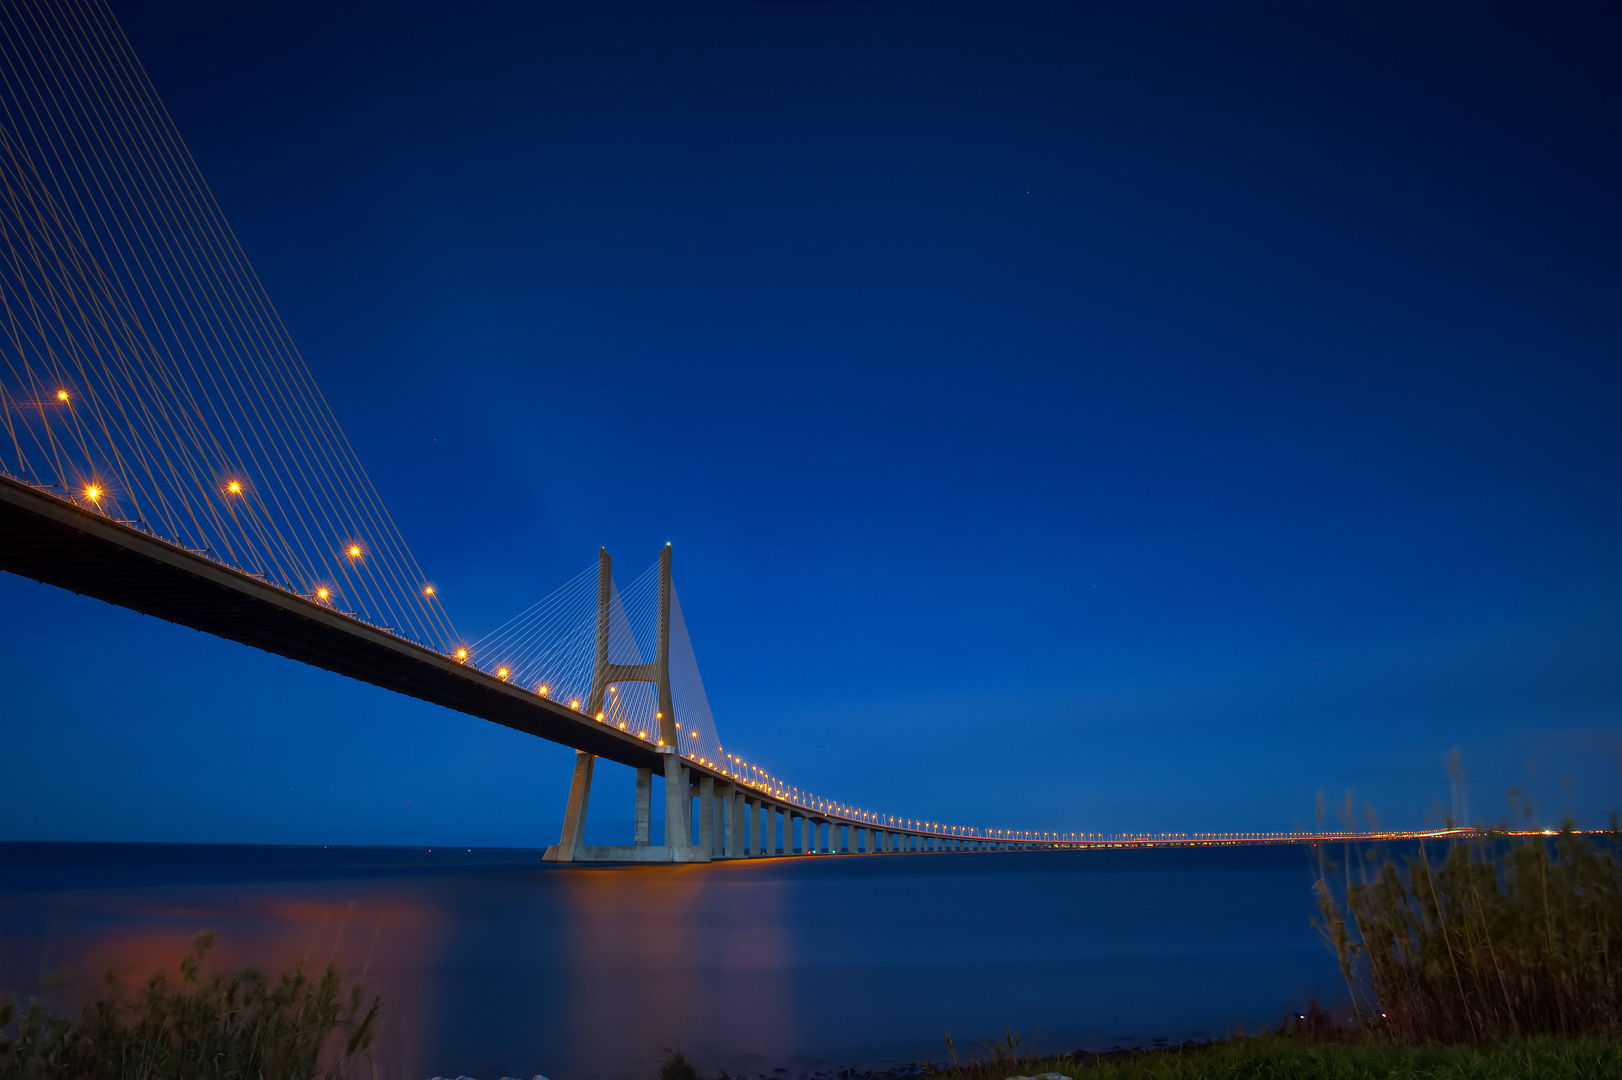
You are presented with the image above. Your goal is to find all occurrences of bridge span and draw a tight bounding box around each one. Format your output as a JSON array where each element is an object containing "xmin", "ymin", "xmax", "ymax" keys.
[
  {"xmin": 3, "ymin": 471, "xmax": 1483, "ymax": 859},
  {"xmin": 1, "ymin": 471, "xmax": 1067, "ymax": 862},
  {"xmin": 0, "ymin": 3, "xmax": 1461, "ymax": 863}
]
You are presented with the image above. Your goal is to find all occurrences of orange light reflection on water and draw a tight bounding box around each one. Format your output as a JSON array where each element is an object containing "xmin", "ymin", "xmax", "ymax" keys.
[
  {"xmin": 560, "ymin": 863, "xmax": 793, "ymax": 1076},
  {"xmin": 9, "ymin": 890, "xmax": 442, "ymax": 1080}
]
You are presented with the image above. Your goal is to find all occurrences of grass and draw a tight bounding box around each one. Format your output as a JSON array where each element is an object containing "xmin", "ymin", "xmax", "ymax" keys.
[
  {"xmin": 1315, "ymin": 822, "xmax": 1622, "ymax": 1041},
  {"xmin": 919, "ymin": 1033, "xmax": 1622, "ymax": 1079},
  {"xmin": 917, "ymin": 817, "xmax": 1622, "ymax": 1080},
  {"xmin": 0, "ymin": 932, "xmax": 379, "ymax": 1080}
]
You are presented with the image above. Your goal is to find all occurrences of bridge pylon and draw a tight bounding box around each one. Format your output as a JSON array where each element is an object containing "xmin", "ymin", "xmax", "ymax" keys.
[{"xmin": 543, "ymin": 545, "xmax": 702, "ymax": 862}]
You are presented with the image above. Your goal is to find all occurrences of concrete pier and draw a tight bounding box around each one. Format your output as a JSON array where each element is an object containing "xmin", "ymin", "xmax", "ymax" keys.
[
  {"xmin": 635, "ymin": 768, "xmax": 651, "ymax": 846},
  {"xmin": 727, "ymin": 786, "xmax": 744, "ymax": 858},
  {"xmin": 699, "ymin": 774, "xmax": 715, "ymax": 857}
]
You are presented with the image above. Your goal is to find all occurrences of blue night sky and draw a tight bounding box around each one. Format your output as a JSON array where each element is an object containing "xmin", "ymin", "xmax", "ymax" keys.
[{"xmin": 3, "ymin": 1, "xmax": 1619, "ymax": 845}]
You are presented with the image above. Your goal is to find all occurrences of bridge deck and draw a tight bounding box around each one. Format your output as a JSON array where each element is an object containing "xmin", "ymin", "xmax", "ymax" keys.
[
  {"xmin": 0, "ymin": 474, "xmax": 674, "ymax": 774},
  {"xmin": 0, "ymin": 474, "xmax": 947, "ymax": 841}
]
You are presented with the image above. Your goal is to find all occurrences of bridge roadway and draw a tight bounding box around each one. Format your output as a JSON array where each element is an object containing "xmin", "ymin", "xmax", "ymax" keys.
[
  {"xmin": 0, "ymin": 472, "xmax": 989, "ymax": 857},
  {"xmin": 0, "ymin": 475, "xmax": 1548, "ymax": 857}
]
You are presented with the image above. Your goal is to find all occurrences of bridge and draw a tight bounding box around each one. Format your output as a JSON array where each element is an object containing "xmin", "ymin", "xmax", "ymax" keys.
[
  {"xmin": 0, "ymin": 0, "xmax": 1453, "ymax": 861},
  {"xmin": 0, "ymin": 0, "xmax": 1051, "ymax": 861}
]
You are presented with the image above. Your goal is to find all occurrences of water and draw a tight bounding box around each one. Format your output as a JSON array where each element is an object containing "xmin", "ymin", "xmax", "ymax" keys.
[{"xmin": 0, "ymin": 843, "xmax": 1343, "ymax": 1079}]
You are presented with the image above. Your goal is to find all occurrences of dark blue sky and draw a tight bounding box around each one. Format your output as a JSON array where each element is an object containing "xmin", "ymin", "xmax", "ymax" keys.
[{"xmin": 3, "ymin": 1, "xmax": 1619, "ymax": 844}]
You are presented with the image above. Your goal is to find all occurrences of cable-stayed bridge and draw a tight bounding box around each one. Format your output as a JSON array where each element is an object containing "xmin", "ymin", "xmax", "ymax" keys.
[
  {"xmin": 0, "ymin": 0, "xmax": 1036, "ymax": 861},
  {"xmin": 0, "ymin": 1, "xmax": 1453, "ymax": 860}
]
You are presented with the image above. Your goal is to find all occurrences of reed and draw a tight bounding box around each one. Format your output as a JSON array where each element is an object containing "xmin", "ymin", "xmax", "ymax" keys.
[
  {"xmin": 0, "ymin": 932, "xmax": 379, "ymax": 1080},
  {"xmin": 1315, "ymin": 822, "xmax": 1622, "ymax": 1042}
]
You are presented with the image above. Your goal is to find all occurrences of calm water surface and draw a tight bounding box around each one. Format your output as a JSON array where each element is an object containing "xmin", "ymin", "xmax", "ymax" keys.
[{"xmin": 0, "ymin": 843, "xmax": 1342, "ymax": 1079}]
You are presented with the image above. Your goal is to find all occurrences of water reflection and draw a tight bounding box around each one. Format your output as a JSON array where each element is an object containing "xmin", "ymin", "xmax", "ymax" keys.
[
  {"xmin": 0, "ymin": 873, "xmax": 442, "ymax": 1080},
  {"xmin": 562, "ymin": 865, "xmax": 794, "ymax": 1075},
  {"xmin": 1, "ymin": 844, "xmax": 1341, "ymax": 1080}
]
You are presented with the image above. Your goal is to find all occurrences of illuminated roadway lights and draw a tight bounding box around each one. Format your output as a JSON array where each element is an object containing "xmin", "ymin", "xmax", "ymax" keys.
[
  {"xmin": 454, "ymin": 647, "xmax": 469, "ymax": 663},
  {"xmin": 82, "ymin": 483, "xmax": 102, "ymax": 505},
  {"xmin": 314, "ymin": 586, "xmax": 332, "ymax": 603},
  {"xmin": 55, "ymin": 389, "xmax": 69, "ymax": 402}
]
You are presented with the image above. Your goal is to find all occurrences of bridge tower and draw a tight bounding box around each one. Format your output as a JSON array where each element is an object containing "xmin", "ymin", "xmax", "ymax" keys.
[{"xmin": 543, "ymin": 544, "xmax": 698, "ymax": 862}]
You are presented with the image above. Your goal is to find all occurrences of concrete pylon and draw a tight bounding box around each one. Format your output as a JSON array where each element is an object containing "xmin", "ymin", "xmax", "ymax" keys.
[
  {"xmin": 586, "ymin": 546, "xmax": 675, "ymax": 749},
  {"xmin": 542, "ymin": 750, "xmax": 595, "ymax": 861},
  {"xmin": 546, "ymin": 545, "xmax": 702, "ymax": 863}
]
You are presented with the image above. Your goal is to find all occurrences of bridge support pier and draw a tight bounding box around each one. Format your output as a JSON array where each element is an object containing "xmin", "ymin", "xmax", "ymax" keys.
[
  {"xmin": 635, "ymin": 768, "xmax": 652, "ymax": 846},
  {"xmin": 699, "ymin": 775, "xmax": 715, "ymax": 857},
  {"xmin": 728, "ymin": 787, "xmax": 744, "ymax": 857},
  {"xmin": 667, "ymin": 754, "xmax": 694, "ymax": 858},
  {"xmin": 542, "ymin": 750, "xmax": 595, "ymax": 862}
]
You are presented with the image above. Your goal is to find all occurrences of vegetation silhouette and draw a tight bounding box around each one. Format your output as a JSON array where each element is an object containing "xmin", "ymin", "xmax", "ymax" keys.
[
  {"xmin": 1316, "ymin": 818, "xmax": 1622, "ymax": 1042},
  {"xmin": 0, "ymin": 932, "xmax": 378, "ymax": 1080}
]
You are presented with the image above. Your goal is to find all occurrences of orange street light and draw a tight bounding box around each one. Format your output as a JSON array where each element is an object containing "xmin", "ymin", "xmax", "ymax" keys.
[{"xmin": 83, "ymin": 484, "xmax": 101, "ymax": 502}]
